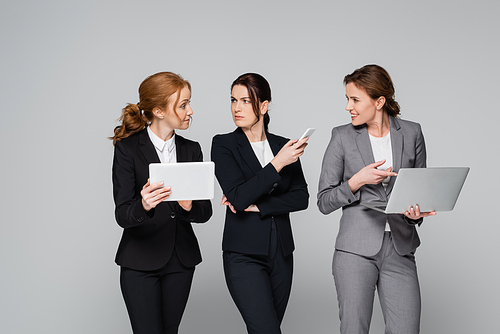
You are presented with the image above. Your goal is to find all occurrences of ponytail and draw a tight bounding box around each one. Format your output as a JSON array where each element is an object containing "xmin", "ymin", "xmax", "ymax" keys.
[
  {"xmin": 110, "ymin": 103, "xmax": 147, "ymax": 145},
  {"xmin": 344, "ymin": 64, "xmax": 401, "ymax": 118},
  {"xmin": 110, "ymin": 72, "xmax": 191, "ymax": 146},
  {"xmin": 384, "ymin": 97, "xmax": 400, "ymax": 118},
  {"xmin": 263, "ymin": 113, "xmax": 270, "ymax": 132}
]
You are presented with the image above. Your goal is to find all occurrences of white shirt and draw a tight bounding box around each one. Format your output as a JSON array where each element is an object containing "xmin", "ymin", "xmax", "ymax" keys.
[
  {"xmin": 147, "ymin": 126, "xmax": 177, "ymax": 163},
  {"xmin": 250, "ymin": 140, "xmax": 274, "ymax": 167},
  {"xmin": 369, "ymin": 133, "xmax": 393, "ymax": 189},
  {"xmin": 369, "ymin": 132, "xmax": 392, "ymax": 231}
]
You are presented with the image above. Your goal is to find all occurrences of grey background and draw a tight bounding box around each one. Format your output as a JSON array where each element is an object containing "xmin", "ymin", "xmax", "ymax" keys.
[{"xmin": 1, "ymin": 0, "xmax": 498, "ymax": 333}]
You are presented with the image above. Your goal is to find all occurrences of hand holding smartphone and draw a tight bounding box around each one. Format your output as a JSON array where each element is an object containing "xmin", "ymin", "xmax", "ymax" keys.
[
  {"xmin": 298, "ymin": 128, "xmax": 315, "ymax": 141},
  {"xmin": 273, "ymin": 128, "xmax": 315, "ymax": 171}
]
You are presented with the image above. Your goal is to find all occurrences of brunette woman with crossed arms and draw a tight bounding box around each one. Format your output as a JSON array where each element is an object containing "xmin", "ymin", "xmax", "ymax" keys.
[
  {"xmin": 211, "ymin": 73, "xmax": 309, "ymax": 334},
  {"xmin": 318, "ymin": 64, "xmax": 436, "ymax": 334},
  {"xmin": 110, "ymin": 72, "xmax": 212, "ymax": 334}
]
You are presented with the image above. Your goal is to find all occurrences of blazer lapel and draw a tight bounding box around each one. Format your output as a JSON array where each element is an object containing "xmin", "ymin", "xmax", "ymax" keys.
[
  {"xmin": 139, "ymin": 128, "xmax": 176, "ymax": 211},
  {"xmin": 354, "ymin": 125, "xmax": 386, "ymax": 200},
  {"xmin": 166, "ymin": 133, "xmax": 189, "ymax": 211},
  {"xmin": 175, "ymin": 134, "xmax": 188, "ymax": 162},
  {"xmin": 138, "ymin": 129, "xmax": 161, "ymax": 164},
  {"xmin": 235, "ymin": 127, "xmax": 266, "ymax": 175},
  {"xmin": 267, "ymin": 134, "xmax": 282, "ymax": 157},
  {"xmin": 386, "ymin": 117, "xmax": 403, "ymax": 196},
  {"xmin": 354, "ymin": 125, "xmax": 376, "ymax": 167}
]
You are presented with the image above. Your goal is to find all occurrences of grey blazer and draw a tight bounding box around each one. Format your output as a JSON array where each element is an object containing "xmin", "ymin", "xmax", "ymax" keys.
[{"xmin": 317, "ymin": 116, "xmax": 426, "ymax": 256}]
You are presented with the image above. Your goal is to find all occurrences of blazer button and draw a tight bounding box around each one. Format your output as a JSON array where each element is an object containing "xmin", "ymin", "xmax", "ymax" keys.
[
  {"xmin": 347, "ymin": 199, "xmax": 352, "ymax": 204},
  {"xmin": 137, "ymin": 217, "xmax": 144, "ymax": 222},
  {"xmin": 170, "ymin": 212, "xmax": 176, "ymax": 219}
]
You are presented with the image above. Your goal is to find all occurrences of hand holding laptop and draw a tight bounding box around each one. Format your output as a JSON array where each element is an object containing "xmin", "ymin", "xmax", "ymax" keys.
[{"xmin": 403, "ymin": 204, "xmax": 437, "ymax": 220}]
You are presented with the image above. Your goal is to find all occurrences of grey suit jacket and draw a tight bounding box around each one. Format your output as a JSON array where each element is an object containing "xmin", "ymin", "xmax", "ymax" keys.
[{"xmin": 317, "ymin": 117, "xmax": 426, "ymax": 256}]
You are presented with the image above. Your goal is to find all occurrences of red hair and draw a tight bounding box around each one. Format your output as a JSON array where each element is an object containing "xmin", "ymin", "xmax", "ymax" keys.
[{"xmin": 110, "ymin": 72, "xmax": 191, "ymax": 145}]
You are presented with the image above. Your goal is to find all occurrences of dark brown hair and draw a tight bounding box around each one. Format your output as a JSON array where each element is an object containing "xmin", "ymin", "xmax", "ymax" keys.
[
  {"xmin": 110, "ymin": 72, "xmax": 191, "ymax": 145},
  {"xmin": 231, "ymin": 73, "xmax": 272, "ymax": 131},
  {"xmin": 344, "ymin": 64, "xmax": 401, "ymax": 117}
]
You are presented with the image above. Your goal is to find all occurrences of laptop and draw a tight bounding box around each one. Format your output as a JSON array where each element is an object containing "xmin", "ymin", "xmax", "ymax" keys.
[
  {"xmin": 149, "ymin": 162, "xmax": 215, "ymax": 201},
  {"xmin": 361, "ymin": 167, "xmax": 469, "ymax": 214}
]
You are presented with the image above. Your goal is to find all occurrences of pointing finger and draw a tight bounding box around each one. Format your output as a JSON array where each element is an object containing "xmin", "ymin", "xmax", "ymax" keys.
[
  {"xmin": 375, "ymin": 169, "xmax": 397, "ymax": 177},
  {"xmin": 370, "ymin": 159, "xmax": 386, "ymax": 168}
]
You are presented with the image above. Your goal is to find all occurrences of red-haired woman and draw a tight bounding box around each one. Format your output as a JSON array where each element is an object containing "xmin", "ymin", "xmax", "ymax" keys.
[
  {"xmin": 110, "ymin": 72, "xmax": 212, "ymax": 334},
  {"xmin": 318, "ymin": 64, "xmax": 435, "ymax": 334}
]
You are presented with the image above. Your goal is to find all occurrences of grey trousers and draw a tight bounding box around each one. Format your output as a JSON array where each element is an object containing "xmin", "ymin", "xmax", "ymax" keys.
[{"xmin": 332, "ymin": 232, "xmax": 421, "ymax": 334}]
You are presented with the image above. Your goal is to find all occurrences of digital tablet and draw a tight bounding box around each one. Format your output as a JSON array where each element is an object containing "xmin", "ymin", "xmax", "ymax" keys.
[{"xmin": 149, "ymin": 162, "xmax": 215, "ymax": 201}]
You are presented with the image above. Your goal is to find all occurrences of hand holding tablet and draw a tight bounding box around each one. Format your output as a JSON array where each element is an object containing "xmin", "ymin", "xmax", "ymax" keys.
[{"xmin": 149, "ymin": 162, "xmax": 215, "ymax": 201}]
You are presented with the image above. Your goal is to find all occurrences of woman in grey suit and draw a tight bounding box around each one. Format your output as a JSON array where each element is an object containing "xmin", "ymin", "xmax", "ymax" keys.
[{"xmin": 317, "ymin": 64, "xmax": 435, "ymax": 334}]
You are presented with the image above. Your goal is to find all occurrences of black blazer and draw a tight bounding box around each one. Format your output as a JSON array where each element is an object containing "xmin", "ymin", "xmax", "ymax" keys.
[
  {"xmin": 112, "ymin": 129, "xmax": 212, "ymax": 271},
  {"xmin": 211, "ymin": 128, "xmax": 309, "ymax": 257}
]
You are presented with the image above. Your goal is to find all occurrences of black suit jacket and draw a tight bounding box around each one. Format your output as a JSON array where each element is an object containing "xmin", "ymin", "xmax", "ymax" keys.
[
  {"xmin": 211, "ymin": 128, "xmax": 309, "ymax": 257},
  {"xmin": 112, "ymin": 129, "xmax": 212, "ymax": 270}
]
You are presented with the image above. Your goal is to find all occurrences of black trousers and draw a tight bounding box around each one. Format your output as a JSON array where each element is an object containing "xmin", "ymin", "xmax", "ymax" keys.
[
  {"xmin": 223, "ymin": 219, "xmax": 294, "ymax": 334},
  {"xmin": 120, "ymin": 250, "xmax": 195, "ymax": 334}
]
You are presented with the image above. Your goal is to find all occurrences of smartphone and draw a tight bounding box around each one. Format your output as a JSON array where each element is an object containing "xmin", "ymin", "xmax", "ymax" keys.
[{"xmin": 298, "ymin": 128, "xmax": 316, "ymax": 141}]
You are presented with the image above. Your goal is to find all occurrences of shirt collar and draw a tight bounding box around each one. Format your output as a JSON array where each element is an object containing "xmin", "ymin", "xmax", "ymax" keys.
[{"xmin": 147, "ymin": 126, "xmax": 176, "ymax": 153}]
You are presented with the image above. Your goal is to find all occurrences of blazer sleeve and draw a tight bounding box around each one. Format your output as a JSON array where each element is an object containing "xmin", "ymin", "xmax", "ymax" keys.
[
  {"xmin": 211, "ymin": 135, "xmax": 308, "ymax": 215},
  {"xmin": 112, "ymin": 141, "xmax": 154, "ymax": 229},
  {"xmin": 317, "ymin": 127, "xmax": 359, "ymax": 215},
  {"xmin": 255, "ymin": 158, "xmax": 309, "ymax": 217},
  {"xmin": 177, "ymin": 142, "xmax": 212, "ymax": 224}
]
